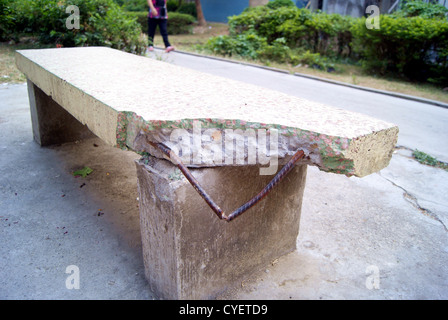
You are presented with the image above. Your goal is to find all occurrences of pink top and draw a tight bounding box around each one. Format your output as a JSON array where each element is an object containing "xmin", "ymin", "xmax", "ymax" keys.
[{"xmin": 148, "ymin": 0, "xmax": 168, "ymax": 19}]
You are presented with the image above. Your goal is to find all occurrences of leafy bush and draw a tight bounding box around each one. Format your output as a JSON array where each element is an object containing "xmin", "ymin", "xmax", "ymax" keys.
[
  {"xmin": 166, "ymin": 12, "xmax": 196, "ymax": 35},
  {"xmin": 394, "ymin": 0, "xmax": 448, "ymax": 19},
  {"xmin": 204, "ymin": 33, "xmax": 268, "ymax": 60},
  {"xmin": 114, "ymin": 0, "xmax": 147, "ymax": 12},
  {"xmin": 202, "ymin": 32, "xmax": 335, "ymax": 72},
  {"xmin": 351, "ymin": 14, "xmax": 448, "ymax": 83},
  {"xmin": 228, "ymin": 5, "xmax": 269, "ymax": 35},
  {"xmin": 229, "ymin": 6, "xmax": 354, "ymax": 58},
  {"xmin": 0, "ymin": 0, "xmax": 14, "ymax": 41},
  {"xmin": 277, "ymin": 10, "xmax": 355, "ymax": 57},
  {"xmin": 126, "ymin": 11, "xmax": 149, "ymax": 33},
  {"xmin": 93, "ymin": 3, "xmax": 147, "ymax": 53},
  {"xmin": 7, "ymin": 0, "xmax": 147, "ymax": 54},
  {"xmin": 266, "ymin": 0, "xmax": 296, "ymax": 10},
  {"xmin": 224, "ymin": 2, "xmax": 448, "ymax": 83},
  {"xmin": 177, "ymin": 2, "xmax": 197, "ymax": 18},
  {"xmin": 167, "ymin": 0, "xmax": 179, "ymax": 12},
  {"xmin": 292, "ymin": 50, "xmax": 335, "ymax": 72},
  {"xmin": 128, "ymin": 11, "xmax": 195, "ymax": 35},
  {"xmin": 257, "ymin": 37, "xmax": 292, "ymax": 63}
]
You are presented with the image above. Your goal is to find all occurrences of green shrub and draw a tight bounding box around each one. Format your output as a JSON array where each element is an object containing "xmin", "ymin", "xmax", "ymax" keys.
[
  {"xmin": 266, "ymin": 0, "xmax": 296, "ymax": 9},
  {"xmin": 276, "ymin": 10, "xmax": 352, "ymax": 56},
  {"xmin": 94, "ymin": 3, "xmax": 147, "ymax": 53},
  {"xmin": 120, "ymin": 0, "xmax": 148, "ymax": 12},
  {"xmin": 229, "ymin": 6, "xmax": 354, "ymax": 58},
  {"xmin": 167, "ymin": 0, "xmax": 179, "ymax": 12},
  {"xmin": 351, "ymin": 14, "xmax": 448, "ymax": 83},
  {"xmin": 126, "ymin": 11, "xmax": 148, "ymax": 33},
  {"xmin": 177, "ymin": 2, "xmax": 197, "ymax": 18},
  {"xmin": 228, "ymin": 5, "xmax": 269, "ymax": 35},
  {"xmin": 8, "ymin": 0, "xmax": 147, "ymax": 54},
  {"xmin": 203, "ymin": 33, "xmax": 335, "ymax": 71},
  {"xmin": 127, "ymin": 11, "xmax": 195, "ymax": 35},
  {"xmin": 113, "ymin": 0, "xmax": 147, "ymax": 12},
  {"xmin": 204, "ymin": 33, "xmax": 268, "ymax": 60},
  {"xmin": 215, "ymin": 1, "xmax": 448, "ymax": 83},
  {"xmin": 167, "ymin": 12, "xmax": 196, "ymax": 35},
  {"xmin": 257, "ymin": 37, "xmax": 292, "ymax": 62},
  {"xmin": 394, "ymin": 0, "xmax": 448, "ymax": 19},
  {"xmin": 0, "ymin": 0, "xmax": 14, "ymax": 41},
  {"xmin": 291, "ymin": 50, "xmax": 335, "ymax": 71}
]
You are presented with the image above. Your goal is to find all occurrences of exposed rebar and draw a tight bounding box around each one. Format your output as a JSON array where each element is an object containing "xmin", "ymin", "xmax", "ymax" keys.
[{"xmin": 147, "ymin": 140, "xmax": 305, "ymax": 222}]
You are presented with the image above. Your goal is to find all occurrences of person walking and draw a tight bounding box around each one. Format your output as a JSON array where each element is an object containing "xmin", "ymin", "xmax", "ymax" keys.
[{"xmin": 147, "ymin": 0, "xmax": 175, "ymax": 53}]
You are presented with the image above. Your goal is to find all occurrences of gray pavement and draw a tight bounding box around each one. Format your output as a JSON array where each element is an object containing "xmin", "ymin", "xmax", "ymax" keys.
[{"xmin": 1, "ymin": 49, "xmax": 448, "ymax": 300}]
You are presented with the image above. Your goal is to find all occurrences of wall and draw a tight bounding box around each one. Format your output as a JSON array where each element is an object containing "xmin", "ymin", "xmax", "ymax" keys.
[
  {"xmin": 201, "ymin": 0, "xmax": 448, "ymax": 23},
  {"xmin": 200, "ymin": 0, "xmax": 446, "ymax": 22},
  {"xmin": 201, "ymin": 0, "xmax": 249, "ymax": 23},
  {"xmin": 201, "ymin": 0, "xmax": 305, "ymax": 23},
  {"xmin": 308, "ymin": 0, "xmax": 395, "ymax": 17}
]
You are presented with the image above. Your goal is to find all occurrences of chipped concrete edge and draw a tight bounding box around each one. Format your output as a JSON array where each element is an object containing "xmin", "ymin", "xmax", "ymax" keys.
[{"xmin": 119, "ymin": 111, "xmax": 399, "ymax": 177}]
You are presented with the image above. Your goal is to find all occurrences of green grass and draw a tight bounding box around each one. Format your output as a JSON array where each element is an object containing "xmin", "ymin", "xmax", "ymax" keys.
[
  {"xmin": 412, "ymin": 150, "xmax": 448, "ymax": 171},
  {"xmin": 0, "ymin": 39, "xmax": 54, "ymax": 84}
]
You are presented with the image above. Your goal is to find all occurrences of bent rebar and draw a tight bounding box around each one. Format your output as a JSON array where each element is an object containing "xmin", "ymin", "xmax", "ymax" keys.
[{"xmin": 148, "ymin": 141, "xmax": 305, "ymax": 222}]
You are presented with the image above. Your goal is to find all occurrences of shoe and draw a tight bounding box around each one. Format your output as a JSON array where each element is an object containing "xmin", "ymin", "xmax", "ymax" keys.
[
  {"xmin": 165, "ymin": 46, "xmax": 175, "ymax": 53},
  {"xmin": 147, "ymin": 46, "xmax": 154, "ymax": 52}
]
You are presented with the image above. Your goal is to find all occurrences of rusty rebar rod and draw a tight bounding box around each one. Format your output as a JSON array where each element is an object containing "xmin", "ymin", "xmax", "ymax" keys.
[
  {"xmin": 149, "ymin": 141, "xmax": 225, "ymax": 219},
  {"xmin": 225, "ymin": 148, "xmax": 305, "ymax": 221},
  {"xmin": 148, "ymin": 141, "xmax": 305, "ymax": 222}
]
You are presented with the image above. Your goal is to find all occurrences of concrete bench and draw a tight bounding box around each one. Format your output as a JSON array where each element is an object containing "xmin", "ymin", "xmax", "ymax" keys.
[{"xmin": 15, "ymin": 47, "xmax": 398, "ymax": 299}]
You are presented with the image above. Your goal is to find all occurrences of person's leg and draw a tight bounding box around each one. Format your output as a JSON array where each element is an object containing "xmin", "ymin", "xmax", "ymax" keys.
[
  {"xmin": 158, "ymin": 19, "xmax": 172, "ymax": 49},
  {"xmin": 147, "ymin": 17, "xmax": 158, "ymax": 47}
]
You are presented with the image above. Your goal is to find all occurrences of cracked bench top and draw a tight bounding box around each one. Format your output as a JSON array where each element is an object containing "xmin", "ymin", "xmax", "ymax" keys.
[{"xmin": 16, "ymin": 46, "xmax": 398, "ymax": 177}]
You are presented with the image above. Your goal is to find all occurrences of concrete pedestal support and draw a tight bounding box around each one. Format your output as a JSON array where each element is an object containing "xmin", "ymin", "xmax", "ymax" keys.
[
  {"xmin": 135, "ymin": 156, "xmax": 307, "ymax": 300},
  {"xmin": 27, "ymin": 79, "xmax": 94, "ymax": 146}
]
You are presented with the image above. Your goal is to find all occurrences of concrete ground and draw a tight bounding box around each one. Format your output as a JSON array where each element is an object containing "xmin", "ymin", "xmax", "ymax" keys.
[{"xmin": 1, "ymin": 51, "xmax": 447, "ymax": 300}]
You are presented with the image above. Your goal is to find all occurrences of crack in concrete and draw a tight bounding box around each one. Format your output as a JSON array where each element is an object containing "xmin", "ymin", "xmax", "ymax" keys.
[{"xmin": 377, "ymin": 171, "xmax": 448, "ymax": 232}]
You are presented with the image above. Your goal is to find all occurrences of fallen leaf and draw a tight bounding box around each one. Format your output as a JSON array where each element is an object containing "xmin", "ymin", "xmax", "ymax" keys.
[{"xmin": 72, "ymin": 167, "xmax": 93, "ymax": 178}]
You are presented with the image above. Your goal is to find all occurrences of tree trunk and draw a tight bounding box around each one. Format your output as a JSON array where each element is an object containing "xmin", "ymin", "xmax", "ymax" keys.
[{"xmin": 195, "ymin": 0, "xmax": 207, "ymax": 26}]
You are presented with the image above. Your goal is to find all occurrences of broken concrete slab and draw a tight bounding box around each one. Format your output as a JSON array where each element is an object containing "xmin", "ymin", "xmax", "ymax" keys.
[{"xmin": 15, "ymin": 47, "xmax": 398, "ymax": 177}]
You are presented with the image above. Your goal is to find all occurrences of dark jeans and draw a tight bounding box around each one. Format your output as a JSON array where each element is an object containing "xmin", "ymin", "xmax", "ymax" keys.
[{"xmin": 147, "ymin": 18, "xmax": 171, "ymax": 48}]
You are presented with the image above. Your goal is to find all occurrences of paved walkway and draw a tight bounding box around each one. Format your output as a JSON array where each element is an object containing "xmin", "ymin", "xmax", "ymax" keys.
[{"xmin": 1, "ymin": 50, "xmax": 447, "ymax": 300}]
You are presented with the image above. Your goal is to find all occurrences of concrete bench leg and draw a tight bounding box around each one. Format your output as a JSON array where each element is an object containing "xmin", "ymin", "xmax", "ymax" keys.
[
  {"xmin": 135, "ymin": 156, "xmax": 307, "ymax": 299},
  {"xmin": 27, "ymin": 79, "xmax": 93, "ymax": 146}
]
